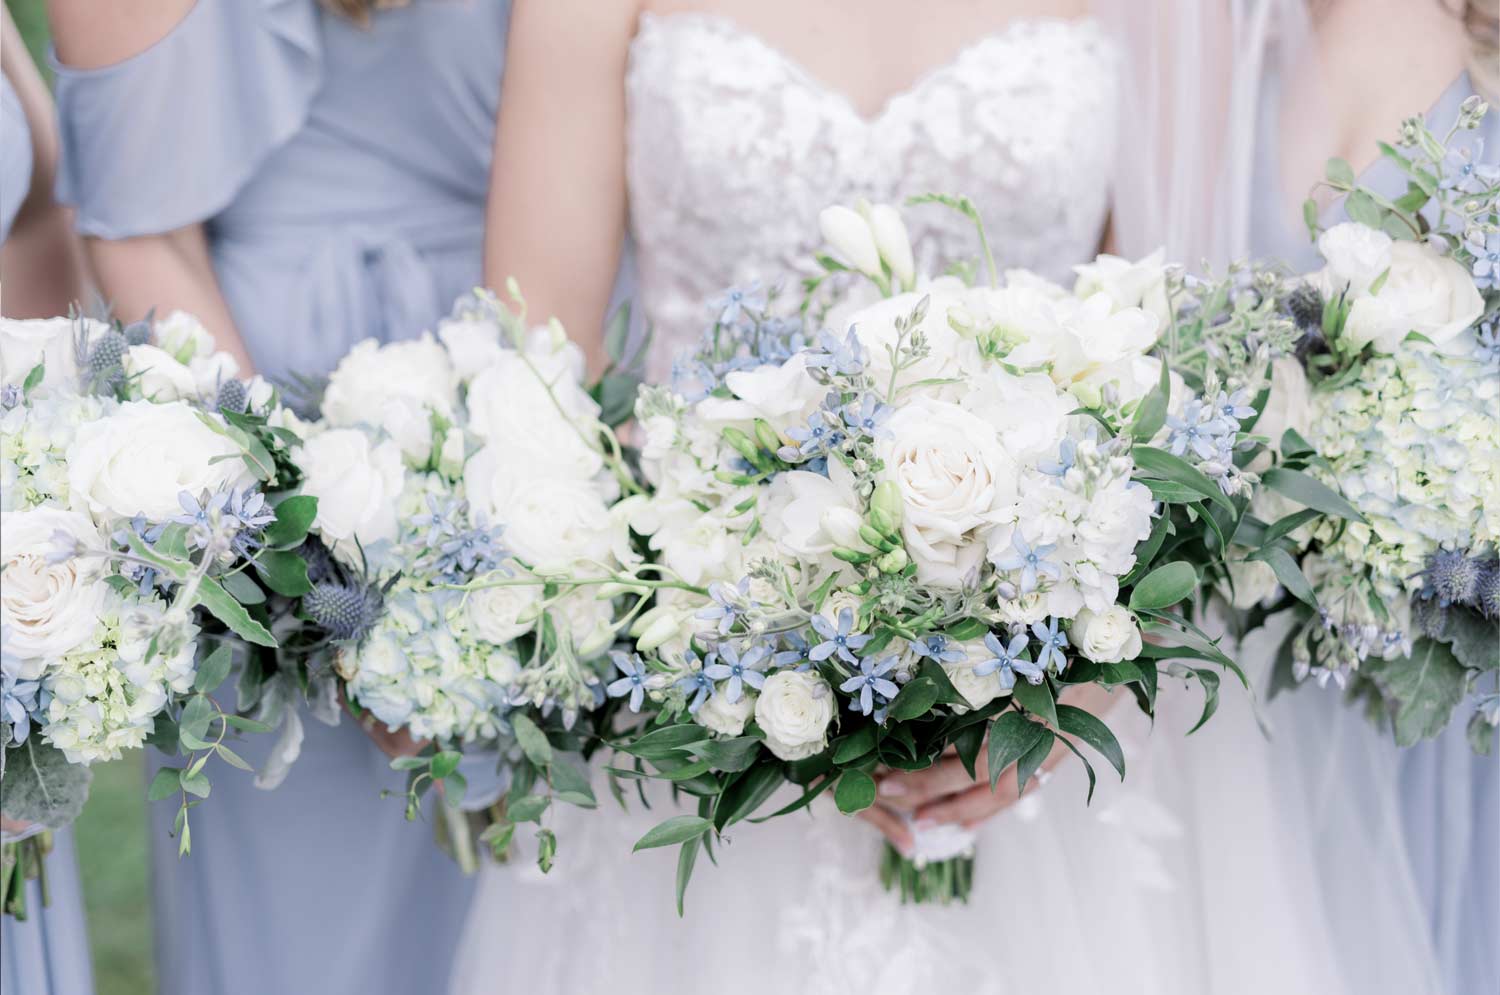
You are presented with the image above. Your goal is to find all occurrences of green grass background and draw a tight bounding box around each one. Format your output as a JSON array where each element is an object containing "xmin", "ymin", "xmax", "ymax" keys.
[{"xmin": 8, "ymin": 2, "xmax": 157, "ymax": 990}]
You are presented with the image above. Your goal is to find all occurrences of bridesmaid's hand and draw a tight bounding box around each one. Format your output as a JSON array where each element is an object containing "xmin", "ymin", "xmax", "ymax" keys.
[{"xmin": 341, "ymin": 689, "xmax": 427, "ymax": 759}]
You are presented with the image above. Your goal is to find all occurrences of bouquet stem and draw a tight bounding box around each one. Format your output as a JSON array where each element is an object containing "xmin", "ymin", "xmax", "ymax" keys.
[
  {"xmin": 1, "ymin": 834, "xmax": 54, "ymax": 920},
  {"xmin": 879, "ymin": 842, "xmax": 974, "ymax": 905}
]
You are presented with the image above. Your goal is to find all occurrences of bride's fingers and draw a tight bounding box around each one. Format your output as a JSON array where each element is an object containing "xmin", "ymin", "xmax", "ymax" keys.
[
  {"xmin": 875, "ymin": 754, "xmax": 986, "ymax": 811},
  {"xmin": 856, "ymin": 803, "xmax": 914, "ymax": 854},
  {"xmin": 914, "ymin": 763, "xmax": 1043, "ymax": 826}
]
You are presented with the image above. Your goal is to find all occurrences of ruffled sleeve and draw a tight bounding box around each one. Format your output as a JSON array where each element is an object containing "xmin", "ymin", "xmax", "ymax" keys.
[
  {"xmin": 52, "ymin": 0, "xmax": 322, "ymax": 239},
  {"xmin": 0, "ymin": 76, "xmax": 32, "ymax": 243}
]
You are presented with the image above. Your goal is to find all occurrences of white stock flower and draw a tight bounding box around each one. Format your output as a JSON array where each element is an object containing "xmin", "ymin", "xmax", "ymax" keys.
[
  {"xmin": 755, "ymin": 670, "xmax": 835, "ymax": 761},
  {"xmin": 1068, "ymin": 606, "xmax": 1143, "ymax": 664},
  {"xmin": 0, "ymin": 507, "xmax": 110, "ymax": 669},
  {"xmin": 298, "ymin": 429, "xmax": 406, "ymax": 562},
  {"xmin": 0, "ymin": 316, "xmax": 88, "ymax": 388}
]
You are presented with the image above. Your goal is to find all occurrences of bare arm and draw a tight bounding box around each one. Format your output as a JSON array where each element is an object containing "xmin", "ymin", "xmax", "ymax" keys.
[
  {"xmin": 483, "ymin": 0, "xmax": 638, "ymax": 375},
  {"xmin": 46, "ymin": 0, "xmax": 254, "ymax": 371}
]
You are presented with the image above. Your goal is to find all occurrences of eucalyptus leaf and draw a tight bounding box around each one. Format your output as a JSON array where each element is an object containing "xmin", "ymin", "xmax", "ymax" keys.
[
  {"xmin": 633, "ymin": 815, "xmax": 712, "ymax": 852},
  {"xmin": 193, "ymin": 644, "xmax": 234, "ymax": 694},
  {"xmin": 510, "ymin": 714, "xmax": 553, "ymax": 766}
]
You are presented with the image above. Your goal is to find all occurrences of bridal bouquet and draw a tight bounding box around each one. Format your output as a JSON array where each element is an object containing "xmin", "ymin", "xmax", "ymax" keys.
[
  {"xmin": 1210, "ymin": 98, "xmax": 1499, "ymax": 751},
  {"xmin": 0, "ymin": 310, "xmax": 312, "ymax": 915},
  {"xmin": 265, "ymin": 289, "xmax": 648, "ymax": 870},
  {"xmin": 609, "ymin": 198, "xmax": 1267, "ymax": 907}
]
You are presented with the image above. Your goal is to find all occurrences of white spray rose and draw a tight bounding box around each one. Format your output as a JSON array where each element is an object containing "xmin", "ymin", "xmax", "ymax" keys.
[
  {"xmin": 755, "ymin": 670, "xmax": 836, "ymax": 761},
  {"xmin": 1069, "ymin": 606, "xmax": 1143, "ymax": 664},
  {"xmin": 463, "ymin": 576, "xmax": 541, "ymax": 645},
  {"xmin": 298, "ymin": 429, "xmax": 405, "ymax": 562},
  {"xmin": 696, "ymin": 690, "xmax": 755, "ymax": 737},
  {"xmin": 0, "ymin": 316, "xmax": 89, "ymax": 388},
  {"xmin": 322, "ymin": 335, "xmax": 457, "ymax": 464},
  {"xmin": 0, "ymin": 507, "xmax": 110, "ymax": 669},
  {"xmin": 67, "ymin": 400, "xmax": 253, "ymax": 522},
  {"xmin": 1342, "ymin": 240, "xmax": 1483, "ymax": 354}
]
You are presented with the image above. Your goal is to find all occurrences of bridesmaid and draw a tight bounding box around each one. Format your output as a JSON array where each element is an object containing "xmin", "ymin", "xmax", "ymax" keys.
[
  {"xmin": 1, "ymin": 8, "xmax": 95, "ymax": 995},
  {"xmin": 48, "ymin": 1, "xmax": 511, "ymax": 991},
  {"xmin": 1246, "ymin": 2, "xmax": 1499, "ymax": 992}
]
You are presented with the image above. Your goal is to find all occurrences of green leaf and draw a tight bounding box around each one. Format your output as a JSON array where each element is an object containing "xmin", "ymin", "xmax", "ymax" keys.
[
  {"xmin": 1345, "ymin": 189, "xmax": 1382, "ymax": 227},
  {"xmin": 1261, "ymin": 467, "xmax": 1366, "ymax": 524},
  {"xmin": 603, "ymin": 300, "xmax": 633, "ymax": 365},
  {"xmin": 220, "ymin": 714, "xmax": 273, "ymax": 734},
  {"xmin": 1263, "ymin": 508, "xmax": 1321, "ymax": 545},
  {"xmin": 389, "ymin": 756, "xmax": 429, "ymax": 771},
  {"xmin": 253, "ymin": 548, "xmax": 312, "ymax": 597},
  {"xmin": 429, "ymin": 750, "xmax": 462, "ymax": 780},
  {"xmin": 1366, "ymin": 639, "xmax": 1469, "ymax": 747},
  {"xmin": 179, "ymin": 695, "xmax": 216, "ymax": 746},
  {"xmin": 1442, "ymin": 610, "xmax": 1498, "ymax": 672},
  {"xmin": 1010, "ymin": 678, "xmax": 1058, "ymax": 729},
  {"xmin": 1130, "ymin": 358, "xmax": 1171, "ymax": 443},
  {"xmin": 887, "ymin": 676, "xmax": 940, "ymax": 722},
  {"xmin": 944, "ymin": 618, "xmax": 988, "ymax": 642},
  {"xmin": 1056, "ymin": 705, "xmax": 1125, "ymax": 779},
  {"xmin": 147, "ymin": 767, "xmax": 183, "ymax": 802},
  {"xmin": 675, "ymin": 837, "xmax": 700, "ymax": 916},
  {"xmin": 619, "ymin": 724, "xmax": 709, "ymax": 760},
  {"xmin": 1248, "ymin": 546, "xmax": 1317, "ymax": 608},
  {"xmin": 263, "ymin": 495, "xmax": 319, "ymax": 549},
  {"xmin": 633, "ymin": 815, "xmax": 712, "ymax": 852},
  {"xmin": 1467, "ymin": 711, "xmax": 1496, "ymax": 756},
  {"xmin": 1015, "ymin": 729, "xmax": 1055, "ymax": 795},
  {"xmin": 219, "ymin": 570, "xmax": 266, "ymax": 606},
  {"xmin": 507, "ymin": 794, "xmax": 550, "ymax": 823},
  {"xmin": 510, "ymin": 714, "xmax": 553, "ymax": 766},
  {"xmin": 986, "ymin": 711, "xmax": 1047, "ymax": 790},
  {"xmin": 1187, "ymin": 668, "xmax": 1221, "ymax": 734},
  {"xmin": 1129, "ymin": 561, "xmax": 1198, "ymax": 611},
  {"xmin": 831, "ymin": 725, "xmax": 879, "ymax": 765},
  {"xmin": 1130, "ymin": 446, "xmax": 1236, "ymax": 514},
  {"xmin": 548, "ymin": 760, "xmax": 597, "ymax": 808},
  {"xmin": 180, "ymin": 770, "xmax": 211, "ymax": 799},
  {"xmin": 953, "ymin": 722, "xmax": 986, "ymax": 780},
  {"xmin": 714, "ymin": 763, "xmax": 784, "ymax": 830},
  {"xmin": 1302, "ymin": 198, "xmax": 1319, "ymax": 239},
  {"xmin": 22, "ymin": 361, "xmax": 45, "ymax": 396},
  {"xmin": 193, "ymin": 645, "xmax": 234, "ymax": 694},
  {"xmin": 1325, "ymin": 156, "xmax": 1355, "ymax": 187},
  {"xmin": 214, "ymin": 745, "xmax": 253, "ymax": 772},
  {"xmin": 196, "ymin": 577, "xmax": 277, "ymax": 648},
  {"xmin": 833, "ymin": 769, "xmax": 877, "ymax": 814},
  {"xmin": 535, "ymin": 828, "xmax": 556, "ymax": 873}
]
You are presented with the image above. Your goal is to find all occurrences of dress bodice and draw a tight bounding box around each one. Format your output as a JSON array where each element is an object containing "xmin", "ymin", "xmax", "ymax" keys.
[{"xmin": 624, "ymin": 12, "xmax": 1119, "ymax": 371}]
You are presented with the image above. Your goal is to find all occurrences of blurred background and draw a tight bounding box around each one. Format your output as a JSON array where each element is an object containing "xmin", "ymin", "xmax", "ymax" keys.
[{"xmin": 7, "ymin": 6, "xmax": 156, "ymax": 993}]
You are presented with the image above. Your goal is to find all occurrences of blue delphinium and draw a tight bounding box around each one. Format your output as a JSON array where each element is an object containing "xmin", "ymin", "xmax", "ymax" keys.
[
  {"xmin": 606, "ymin": 651, "xmax": 651, "ymax": 712},
  {"xmin": 993, "ymin": 532, "xmax": 1061, "ymax": 595},
  {"xmin": 974, "ymin": 630, "xmax": 1042, "ymax": 690},
  {"xmin": 809, "ymin": 608, "xmax": 871, "ymax": 664},
  {"xmin": 1466, "ymin": 230, "xmax": 1500, "ymax": 288},
  {"xmin": 1031, "ymin": 618, "xmax": 1070, "ymax": 672},
  {"xmin": 696, "ymin": 579, "xmax": 753, "ymax": 635},
  {"xmin": 702, "ymin": 642, "xmax": 770, "ymax": 703},
  {"xmin": 907, "ymin": 634, "xmax": 965, "ymax": 666},
  {"xmin": 839, "ymin": 656, "xmax": 899, "ymax": 716}
]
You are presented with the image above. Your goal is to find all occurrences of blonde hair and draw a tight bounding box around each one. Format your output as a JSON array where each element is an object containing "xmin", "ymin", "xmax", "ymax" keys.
[
  {"xmin": 1457, "ymin": 0, "xmax": 1499, "ymax": 98},
  {"xmin": 320, "ymin": 0, "xmax": 412, "ymax": 24}
]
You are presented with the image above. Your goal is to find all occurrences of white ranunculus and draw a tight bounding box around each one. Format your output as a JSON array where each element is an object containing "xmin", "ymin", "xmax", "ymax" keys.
[
  {"xmin": 67, "ymin": 400, "xmax": 253, "ymax": 522},
  {"xmin": 322, "ymin": 335, "xmax": 457, "ymax": 463},
  {"xmin": 122, "ymin": 345, "xmax": 198, "ymax": 402},
  {"xmin": 463, "ymin": 575, "xmax": 541, "ymax": 645},
  {"xmin": 464, "ymin": 447, "xmax": 615, "ymax": 573},
  {"xmin": 1069, "ymin": 606, "xmax": 1143, "ymax": 664},
  {"xmin": 755, "ymin": 670, "xmax": 835, "ymax": 761},
  {"xmin": 867, "ymin": 202, "xmax": 916, "ymax": 289},
  {"xmin": 466, "ymin": 352, "xmax": 603, "ymax": 479},
  {"xmin": 1315, "ymin": 222, "xmax": 1394, "ymax": 297},
  {"xmin": 154, "ymin": 310, "xmax": 215, "ymax": 362},
  {"xmin": 437, "ymin": 317, "xmax": 505, "ymax": 381},
  {"xmin": 695, "ymin": 689, "xmax": 755, "ymax": 737},
  {"xmin": 1073, "ymin": 248, "xmax": 1170, "ymax": 323},
  {"xmin": 0, "ymin": 507, "xmax": 110, "ymax": 669},
  {"xmin": 879, "ymin": 398, "xmax": 1018, "ymax": 587},
  {"xmin": 298, "ymin": 429, "xmax": 405, "ymax": 561},
  {"xmin": 0, "ymin": 316, "xmax": 89, "ymax": 388},
  {"xmin": 1341, "ymin": 240, "xmax": 1483, "ymax": 354},
  {"xmin": 819, "ymin": 204, "xmax": 882, "ymax": 277}
]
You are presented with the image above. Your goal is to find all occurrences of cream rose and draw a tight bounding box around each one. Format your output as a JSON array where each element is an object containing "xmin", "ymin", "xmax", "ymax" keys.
[
  {"xmin": 942, "ymin": 639, "xmax": 1008, "ymax": 711},
  {"xmin": 67, "ymin": 400, "xmax": 253, "ymax": 522},
  {"xmin": 754, "ymin": 670, "xmax": 835, "ymax": 761},
  {"xmin": 0, "ymin": 507, "xmax": 111, "ymax": 670},
  {"xmin": 1069, "ymin": 606, "xmax": 1143, "ymax": 664},
  {"xmin": 298, "ymin": 429, "xmax": 405, "ymax": 561}
]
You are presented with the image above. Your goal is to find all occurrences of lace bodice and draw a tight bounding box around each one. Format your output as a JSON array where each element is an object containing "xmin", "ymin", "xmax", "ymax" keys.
[{"xmin": 625, "ymin": 12, "xmax": 1120, "ymax": 374}]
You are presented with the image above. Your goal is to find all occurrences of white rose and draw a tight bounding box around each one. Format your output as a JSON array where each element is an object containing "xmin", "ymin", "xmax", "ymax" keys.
[
  {"xmin": 695, "ymin": 690, "xmax": 755, "ymax": 737},
  {"xmin": 466, "ymin": 352, "xmax": 603, "ymax": 479},
  {"xmin": 464, "ymin": 447, "xmax": 615, "ymax": 573},
  {"xmin": 122, "ymin": 345, "xmax": 198, "ymax": 402},
  {"xmin": 1315, "ymin": 222, "xmax": 1394, "ymax": 297},
  {"xmin": 67, "ymin": 400, "xmax": 253, "ymax": 522},
  {"xmin": 322, "ymin": 335, "xmax": 457, "ymax": 464},
  {"xmin": 764, "ymin": 459, "xmax": 868, "ymax": 559},
  {"xmin": 1072, "ymin": 248, "xmax": 1171, "ymax": 323},
  {"xmin": 819, "ymin": 204, "xmax": 882, "ymax": 277},
  {"xmin": 522, "ymin": 322, "xmax": 588, "ymax": 387},
  {"xmin": 298, "ymin": 429, "xmax": 405, "ymax": 561},
  {"xmin": 878, "ymin": 398, "xmax": 1018, "ymax": 587},
  {"xmin": 154, "ymin": 310, "xmax": 215, "ymax": 362},
  {"xmin": 463, "ymin": 577, "xmax": 541, "ymax": 645},
  {"xmin": 1341, "ymin": 240, "xmax": 1483, "ymax": 354},
  {"xmin": 867, "ymin": 202, "xmax": 916, "ymax": 289},
  {"xmin": 942, "ymin": 639, "xmax": 1008, "ymax": 710},
  {"xmin": 0, "ymin": 507, "xmax": 111, "ymax": 669},
  {"xmin": 0, "ymin": 316, "xmax": 90, "ymax": 388},
  {"xmin": 1069, "ymin": 606, "xmax": 1143, "ymax": 664},
  {"xmin": 437, "ymin": 316, "xmax": 505, "ymax": 381},
  {"xmin": 754, "ymin": 670, "xmax": 835, "ymax": 761}
]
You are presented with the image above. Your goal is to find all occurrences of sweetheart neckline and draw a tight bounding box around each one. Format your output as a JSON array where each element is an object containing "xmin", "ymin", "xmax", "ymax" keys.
[{"xmin": 631, "ymin": 10, "xmax": 1104, "ymax": 127}]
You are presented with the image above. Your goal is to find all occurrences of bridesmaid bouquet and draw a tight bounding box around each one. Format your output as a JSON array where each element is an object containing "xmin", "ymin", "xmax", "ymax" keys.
[
  {"xmin": 608, "ymin": 199, "xmax": 1273, "ymax": 907},
  {"xmin": 1214, "ymin": 98, "xmax": 1499, "ymax": 751},
  {"xmin": 264, "ymin": 290, "xmax": 649, "ymax": 870},
  {"xmin": 0, "ymin": 311, "xmax": 311, "ymax": 914}
]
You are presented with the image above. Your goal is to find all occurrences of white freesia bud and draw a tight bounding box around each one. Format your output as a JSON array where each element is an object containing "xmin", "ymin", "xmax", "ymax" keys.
[
  {"xmin": 636, "ymin": 612, "xmax": 683, "ymax": 653},
  {"xmin": 1069, "ymin": 606, "xmax": 1143, "ymax": 664},
  {"xmin": 819, "ymin": 204, "xmax": 883, "ymax": 278},
  {"xmin": 820, "ymin": 506, "xmax": 867, "ymax": 550},
  {"xmin": 438, "ymin": 427, "xmax": 467, "ymax": 479},
  {"xmin": 867, "ymin": 202, "xmax": 916, "ymax": 289},
  {"xmin": 576, "ymin": 621, "xmax": 617, "ymax": 660},
  {"xmin": 629, "ymin": 605, "xmax": 675, "ymax": 639}
]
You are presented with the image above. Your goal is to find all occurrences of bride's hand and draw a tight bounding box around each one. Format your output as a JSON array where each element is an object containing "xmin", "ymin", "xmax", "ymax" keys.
[{"xmin": 341, "ymin": 691, "xmax": 427, "ymax": 759}]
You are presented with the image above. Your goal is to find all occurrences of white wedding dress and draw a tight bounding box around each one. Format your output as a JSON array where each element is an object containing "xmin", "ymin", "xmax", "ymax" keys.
[{"xmin": 452, "ymin": 14, "xmax": 1440, "ymax": 995}]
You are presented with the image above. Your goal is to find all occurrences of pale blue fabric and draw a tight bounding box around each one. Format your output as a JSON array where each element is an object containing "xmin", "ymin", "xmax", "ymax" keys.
[
  {"xmin": 52, "ymin": 2, "xmax": 512, "ymax": 992},
  {"xmin": 1, "ymin": 75, "xmax": 30, "ymax": 241},
  {"xmin": 1251, "ymin": 67, "xmax": 1499, "ymax": 995}
]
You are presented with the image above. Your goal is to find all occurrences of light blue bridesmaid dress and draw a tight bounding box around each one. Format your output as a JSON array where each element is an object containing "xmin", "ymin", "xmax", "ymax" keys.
[
  {"xmin": 1, "ymin": 71, "xmax": 98, "ymax": 995},
  {"xmin": 52, "ymin": 3, "xmax": 512, "ymax": 992},
  {"xmin": 1250, "ymin": 67, "xmax": 1499, "ymax": 995}
]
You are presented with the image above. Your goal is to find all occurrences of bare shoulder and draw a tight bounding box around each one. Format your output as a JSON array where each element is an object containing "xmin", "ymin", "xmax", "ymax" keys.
[
  {"xmin": 511, "ymin": 0, "xmax": 641, "ymax": 53},
  {"xmin": 48, "ymin": 0, "xmax": 199, "ymax": 71}
]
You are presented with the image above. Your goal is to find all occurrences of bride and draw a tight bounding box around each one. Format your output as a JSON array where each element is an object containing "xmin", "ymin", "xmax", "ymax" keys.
[{"xmin": 454, "ymin": 2, "xmax": 1444, "ymax": 992}]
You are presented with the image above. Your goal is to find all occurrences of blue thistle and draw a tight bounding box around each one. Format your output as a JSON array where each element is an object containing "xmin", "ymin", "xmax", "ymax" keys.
[
  {"xmin": 304, "ymin": 582, "xmax": 383, "ymax": 641},
  {"xmin": 1476, "ymin": 561, "xmax": 1500, "ymax": 620},
  {"xmin": 216, "ymin": 379, "xmax": 249, "ymax": 414},
  {"xmin": 1425, "ymin": 549, "xmax": 1482, "ymax": 606}
]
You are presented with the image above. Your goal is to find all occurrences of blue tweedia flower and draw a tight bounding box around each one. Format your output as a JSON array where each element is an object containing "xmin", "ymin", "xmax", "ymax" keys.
[
  {"xmin": 1466, "ymin": 230, "xmax": 1500, "ymax": 288},
  {"xmin": 696, "ymin": 579, "xmax": 753, "ymax": 636},
  {"xmin": 711, "ymin": 282, "xmax": 766, "ymax": 325},
  {"xmin": 772, "ymin": 631, "xmax": 814, "ymax": 671},
  {"xmin": 974, "ymin": 630, "xmax": 1043, "ymax": 690},
  {"xmin": 0, "ymin": 383, "xmax": 20, "ymax": 409},
  {"xmin": 172, "ymin": 487, "xmax": 233, "ymax": 550},
  {"xmin": 670, "ymin": 356, "xmax": 717, "ymax": 401},
  {"xmin": 1474, "ymin": 319, "xmax": 1500, "ymax": 364},
  {"xmin": 173, "ymin": 487, "xmax": 278, "ymax": 559},
  {"xmin": 784, "ymin": 409, "xmax": 845, "ymax": 460},
  {"xmin": 606, "ymin": 651, "xmax": 650, "ymax": 712},
  {"xmin": 420, "ymin": 494, "xmax": 462, "ymax": 545},
  {"xmin": 111, "ymin": 515, "xmax": 168, "ymax": 592},
  {"xmin": 806, "ymin": 328, "xmax": 865, "ymax": 376},
  {"xmin": 839, "ymin": 656, "xmax": 900, "ymax": 716},
  {"xmin": 1038, "ymin": 437, "xmax": 1077, "ymax": 477},
  {"xmin": 1440, "ymin": 138, "xmax": 1500, "ymax": 193},
  {"xmin": 1030, "ymin": 618, "xmax": 1070, "ymax": 673},
  {"xmin": 809, "ymin": 608, "xmax": 872, "ymax": 664},
  {"xmin": 907, "ymin": 634, "xmax": 965, "ymax": 665},
  {"xmin": 676, "ymin": 660, "xmax": 716, "ymax": 714},
  {"xmin": 702, "ymin": 641, "xmax": 770, "ymax": 703},
  {"xmin": 1212, "ymin": 388, "xmax": 1256, "ymax": 429},
  {"xmin": 993, "ymin": 532, "xmax": 1061, "ymax": 595},
  {"xmin": 1166, "ymin": 400, "xmax": 1230, "ymax": 460},
  {"xmin": 841, "ymin": 394, "xmax": 894, "ymax": 440},
  {"xmin": 434, "ymin": 520, "xmax": 510, "ymax": 580}
]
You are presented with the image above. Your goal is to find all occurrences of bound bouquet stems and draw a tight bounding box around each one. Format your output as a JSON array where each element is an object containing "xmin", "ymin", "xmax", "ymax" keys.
[
  {"xmin": 880, "ymin": 844, "xmax": 975, "ymax": 906},
  {"xmin": 0, "ymin": 834, "xmax": 52, "ymax": 921}
]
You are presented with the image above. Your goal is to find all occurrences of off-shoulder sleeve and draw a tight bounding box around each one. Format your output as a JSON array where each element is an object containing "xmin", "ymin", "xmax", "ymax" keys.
[
  {"xmin": 0, "ymin": 76, "xmax": 32, "ymax": 243},
  {"xmin": 52, "ymin": 0, "xmax": 322, "ymax": 239}
]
